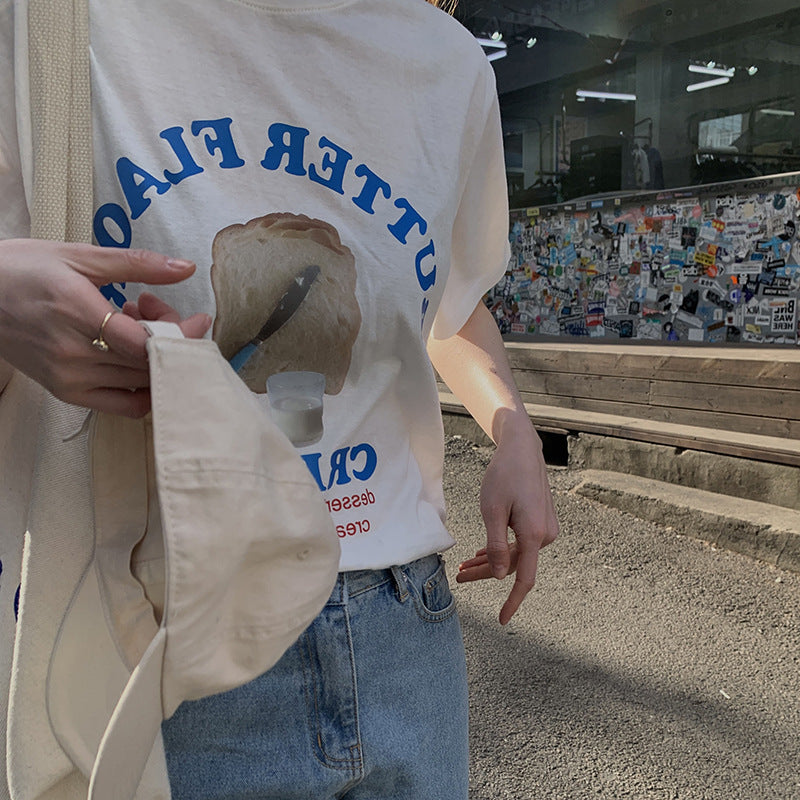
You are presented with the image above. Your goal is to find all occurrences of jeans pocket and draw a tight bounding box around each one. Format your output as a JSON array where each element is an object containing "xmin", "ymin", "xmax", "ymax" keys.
[{"xmin": 411, "ymin": 556, "xmax": 456, "ymax": 623}]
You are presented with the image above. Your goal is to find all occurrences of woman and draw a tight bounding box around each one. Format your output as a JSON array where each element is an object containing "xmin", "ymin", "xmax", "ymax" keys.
[{"xmin": 0, "ymin": 0, "xmax": 557, "ymax": 796}]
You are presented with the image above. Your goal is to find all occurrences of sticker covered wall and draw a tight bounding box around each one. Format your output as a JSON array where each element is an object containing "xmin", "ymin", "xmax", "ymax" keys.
[{"xmin": 487, "ymin": 180, "xmax": 800, "ymax": 345}]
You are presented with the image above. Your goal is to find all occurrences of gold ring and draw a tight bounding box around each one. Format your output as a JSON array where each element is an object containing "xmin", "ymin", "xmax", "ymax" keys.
[{"xmin": 91, "ymin": 310, "xmax": 115, "ymax": 352}]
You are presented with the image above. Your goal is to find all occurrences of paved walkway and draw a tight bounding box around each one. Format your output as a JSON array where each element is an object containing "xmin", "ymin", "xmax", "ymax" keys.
[{"xmin": 443, "ymin": 437, "xmax": 800, "ymax": 800}]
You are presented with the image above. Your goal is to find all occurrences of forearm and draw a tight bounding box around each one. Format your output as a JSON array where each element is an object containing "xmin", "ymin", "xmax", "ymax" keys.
[{"xmin": 427, "ymin": 302, "xmax": 540, "ymax": 449}]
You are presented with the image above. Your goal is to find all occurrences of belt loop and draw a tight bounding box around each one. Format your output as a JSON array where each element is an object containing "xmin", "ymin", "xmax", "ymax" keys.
[{"xmin": 390, "ymin": 565, "xmax": 409, "ymax": 602}]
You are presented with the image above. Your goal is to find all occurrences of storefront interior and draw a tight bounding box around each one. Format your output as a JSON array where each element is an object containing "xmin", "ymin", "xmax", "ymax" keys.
[
  {"xmin": 453, "ymin": 1, "xmax": 800, "ymax": 347},
  {"xmin": 455, "ymin": 0, "xmax": 800, "ymax": 206}
]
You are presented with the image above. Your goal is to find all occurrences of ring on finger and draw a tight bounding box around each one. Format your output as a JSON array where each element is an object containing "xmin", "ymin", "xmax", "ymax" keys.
[{"xmin": 91, "ymin": 310, "xmax": 115, "ymax": 352}]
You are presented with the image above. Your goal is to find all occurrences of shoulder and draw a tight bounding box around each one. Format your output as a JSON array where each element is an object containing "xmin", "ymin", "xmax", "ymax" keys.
[
  {"xmin": 419, "ymin": 0, "xmax": 488, "ymax": 61},
  {"xmin": 361, "ymin": 0, "xmax": 495, "ymax": 98},
  {"xmin": 401, "ymin": 0, "xmax": 483, "ymax": 52}
]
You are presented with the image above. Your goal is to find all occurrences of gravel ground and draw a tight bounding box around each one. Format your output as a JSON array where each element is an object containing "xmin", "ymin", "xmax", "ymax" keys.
[{"xmin": 442, "ymin": 436, "xmax": 800, "ymax": 800}]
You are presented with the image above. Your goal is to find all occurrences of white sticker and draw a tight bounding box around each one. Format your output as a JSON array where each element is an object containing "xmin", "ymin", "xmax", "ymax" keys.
[{"xmin": 771, "ymin": 299, "xmax": 797, "ymax": 333}]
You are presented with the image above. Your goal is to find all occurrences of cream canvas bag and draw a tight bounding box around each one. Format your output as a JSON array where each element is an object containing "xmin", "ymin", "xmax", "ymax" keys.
[
  {"xmin": 2, "ymin": 2, "xmax": 93, "ymax": 798},
  {"xmin": 0, "ymin": 0, "xmax": 92, "ymax": 800},
  {"xmin": 4, "ymin": 7, "xmax": 340, "ymax": 800}
]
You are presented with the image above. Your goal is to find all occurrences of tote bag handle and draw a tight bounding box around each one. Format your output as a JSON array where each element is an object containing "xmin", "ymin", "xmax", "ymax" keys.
[
  {"xmin": 1, "ymin": 6, "xmax": 93, "ymax": 797},
  {"xmin": 28, "ymin": 0, "xmax": 93, "ymax": 242}
]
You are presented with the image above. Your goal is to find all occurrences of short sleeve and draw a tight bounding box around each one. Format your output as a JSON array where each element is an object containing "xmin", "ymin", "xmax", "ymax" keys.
[{"xmin": 430, "ymin": 84, "xmax": 510, "ymax": 340}]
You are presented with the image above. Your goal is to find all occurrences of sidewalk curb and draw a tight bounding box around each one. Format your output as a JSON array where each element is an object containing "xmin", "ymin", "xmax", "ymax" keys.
[{"xmin": 574, "ymin": 470, "xmax": 800, "ymax": 574}]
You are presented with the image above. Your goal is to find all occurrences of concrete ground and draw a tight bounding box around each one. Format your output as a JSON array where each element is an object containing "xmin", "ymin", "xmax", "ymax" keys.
[{"xmin": 442, "ymin": 436, "xmax": 800, "ymax": 800}]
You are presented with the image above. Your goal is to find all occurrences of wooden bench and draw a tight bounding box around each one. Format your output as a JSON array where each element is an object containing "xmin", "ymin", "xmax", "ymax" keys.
[{"xmin": 438, "ymin": 343, "xmax": 800, "ymax": 467}]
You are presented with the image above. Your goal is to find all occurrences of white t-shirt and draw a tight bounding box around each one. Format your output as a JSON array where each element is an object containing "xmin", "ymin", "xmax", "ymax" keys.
[{"xmin": 0, "ymin": 0, "xmax": 510, "ymax": 570}]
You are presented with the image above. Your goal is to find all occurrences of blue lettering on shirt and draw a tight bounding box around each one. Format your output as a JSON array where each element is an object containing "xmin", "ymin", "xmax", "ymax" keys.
[
  {"xmin": 91, "ymin": 116, "xmax": 439, "ymax": 315},
  {"xmin": 301, "ymin": 442, "xmax": 378, "ymax": 493}
]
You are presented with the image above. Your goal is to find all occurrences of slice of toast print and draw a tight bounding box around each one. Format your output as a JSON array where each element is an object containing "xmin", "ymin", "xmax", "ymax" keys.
[{"xmin": 211, "ymin": 213, "xmax": 361, "ymax": 395}]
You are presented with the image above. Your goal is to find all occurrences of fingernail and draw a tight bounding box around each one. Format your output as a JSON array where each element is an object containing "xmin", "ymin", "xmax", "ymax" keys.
[{"xmin": 167, "ymin": 258, "xmax": 195, "ymax": 270}]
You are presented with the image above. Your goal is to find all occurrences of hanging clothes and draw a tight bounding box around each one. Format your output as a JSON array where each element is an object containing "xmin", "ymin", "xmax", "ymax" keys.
[{"xmin": 633, "ymin": 143, "xmax": 650, "ymax": 189}]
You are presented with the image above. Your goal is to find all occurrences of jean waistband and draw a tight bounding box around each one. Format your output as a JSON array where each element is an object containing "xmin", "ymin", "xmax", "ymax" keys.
[{"xmin": 326, "ymin": 553, "xmax": 442, "ymax": 605}]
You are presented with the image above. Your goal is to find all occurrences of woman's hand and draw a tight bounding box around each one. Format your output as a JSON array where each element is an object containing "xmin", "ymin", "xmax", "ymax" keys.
[
  {"xmin": 0, "ymin": 239, "xmax": 211, "ymax": 416},
  {"xmin": 455, "ymin": 415, "xmax": 559, "ymax": 625},
  {"xmin": 428, "ymin": 302, "xmax": 559, "ymax": 625}
]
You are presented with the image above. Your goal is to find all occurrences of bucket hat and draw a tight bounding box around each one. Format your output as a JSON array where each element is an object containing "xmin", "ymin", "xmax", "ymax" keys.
[{"xmin": 41, "ymin": 321, "xmax": 340, "ymax": 799}]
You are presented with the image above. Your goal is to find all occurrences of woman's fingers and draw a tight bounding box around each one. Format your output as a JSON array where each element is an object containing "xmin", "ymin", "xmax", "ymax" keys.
[
  {"xmin": 0, "ymin": 240, "xmax": 208, "ymax": 416},
  {"xmin": 59, "ymin": 242, "xmax": 196, "ymax": 287},
  {"xmin": 122, "ymin": 293, "xmax": 212, "ymax": 339},
  {"xmin": 94, "ymin": 310, "xmax": 152, "ymax": 364}
]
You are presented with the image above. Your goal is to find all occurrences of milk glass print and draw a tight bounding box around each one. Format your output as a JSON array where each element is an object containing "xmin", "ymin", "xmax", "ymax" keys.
[{"xmin": 266, "ymin": 371, "xmax": 325, "ymax": 447}]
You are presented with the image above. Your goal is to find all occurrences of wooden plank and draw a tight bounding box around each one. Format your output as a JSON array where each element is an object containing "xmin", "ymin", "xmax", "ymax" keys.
[
  {"xmin": 518, "ymin": 390, "xmax": 799, "ymax": 438},
  {"xmin": 438, "ymin": 392, "xmax": 800, "ymax": 467},
  {"xmin": 506, "ymin": 350, "xmax": 800, "ymax": 388},
  {"xmin": 649, "ymin": 381, "xmax": 800, "ymax": 421},
  {"xmin": 512, "ymin": 371, "xmax": 651, "ymax": 404},
  {"xmin": 504, "ymin": 344, "xmax": 800, "ymax": 389},
  {"xmin": 515, "ymin": 390, "xmax": 798, "ymax": 439},
  {"xmin": 504, "ymin": 342, "xmax": 800, "ymax": 362}
]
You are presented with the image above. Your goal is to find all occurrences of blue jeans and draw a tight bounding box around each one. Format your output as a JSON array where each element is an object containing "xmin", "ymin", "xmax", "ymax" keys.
[{"xmin": 162, "ymin": 554, "xmax": 469, "ymax": 799}]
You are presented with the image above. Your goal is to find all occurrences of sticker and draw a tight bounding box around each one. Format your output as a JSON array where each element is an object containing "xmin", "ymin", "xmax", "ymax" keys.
[
  {"xmin": 497, "ymin": 189, "xmax": 800, "ymax": 345},
  {"xmin": 676, "ymin": 310, "xmax": 703, "ymax": 328},
  {"xmin": 771, "ymin": 299, "xmax": 796, "ymax": 333},
  {"xmin": 694, "ymin": 251, "xmax": 715, "ymax": 267}
]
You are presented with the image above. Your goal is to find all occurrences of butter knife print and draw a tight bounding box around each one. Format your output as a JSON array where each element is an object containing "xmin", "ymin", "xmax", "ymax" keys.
[
  {"xmin": 229, "ymin": 264, "xmax": 321, "ymax": 373},
  {"xmin": 211, "ymin": 212, "xmax": 362, "ymax": 394}
]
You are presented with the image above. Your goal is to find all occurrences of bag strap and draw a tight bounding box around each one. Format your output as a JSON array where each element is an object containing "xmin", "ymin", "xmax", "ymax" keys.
[
  {"xmin": 2, "ymin": 8, "xmax": 93, "ymax": 798},
  {"xmin": 28, "ymin": 0, "xmax": 93, "ymax": 243}
]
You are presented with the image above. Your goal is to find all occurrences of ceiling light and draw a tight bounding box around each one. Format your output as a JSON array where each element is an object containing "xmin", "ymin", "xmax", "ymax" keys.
[
  {"xmin": 491, "ymin": 30, "xmax": 503, "ymax": 41},
  {"xmin": 688, "ymin": 64, "xmax": 735, "ymax": 77},
  {"xmin": 706, "ymin": 60, "xmax": 716, "ymax": 69},
  {"xmin": 748, "ymin": 65, "xmax": 758, "ymax": 76},
  {"xmin": 575, "ymin": 89, "xmax": 637, "ymax": 102},
  {"xmin": 526, "ymin": 36, "xmax": 537, "ymax": 48},
  {"xmin": 686, "ymin": 76, "xmax": 730, "ymax": 92},
  {"xmin": 487, "ymin": 50, "xmax": 507, "ymax": 62},
  {"xmin": 476, "ymin": 37, "xmax": 507, "ymax": 49},
  {"xmin": 759, "ymin": 108, "xmax": 795, "ymax": 116}
]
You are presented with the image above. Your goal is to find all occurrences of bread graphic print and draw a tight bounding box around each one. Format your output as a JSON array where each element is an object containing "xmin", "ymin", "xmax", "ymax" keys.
[{"xmin": 211, "ymin": 213, "xmax": 362, "ymax": 395}]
